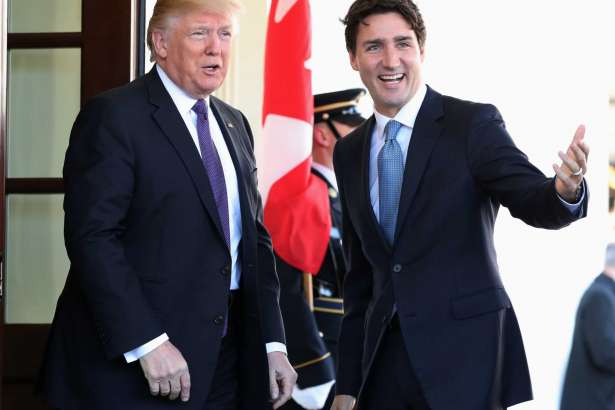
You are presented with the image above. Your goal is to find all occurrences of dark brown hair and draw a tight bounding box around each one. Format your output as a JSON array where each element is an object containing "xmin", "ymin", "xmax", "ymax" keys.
[{"xmin": 342, "ymin": 0, "xmax": 426, "ymax": 54}]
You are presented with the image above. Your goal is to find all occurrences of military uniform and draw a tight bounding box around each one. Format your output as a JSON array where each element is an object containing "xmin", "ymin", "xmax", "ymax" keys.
[{"xmin": 280, "ymin": 89, "xmax": 365, "ymax": 410}]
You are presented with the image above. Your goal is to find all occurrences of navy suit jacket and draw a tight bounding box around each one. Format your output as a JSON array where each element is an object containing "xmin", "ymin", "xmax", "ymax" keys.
[
  {"xmin": 333, "ymin": 86, "xmax": 588, "ymax": 410},
  {"xmin": 38, "ymin": 68, "xmax": 284, "ymax": 409},
  {"xmin": 561, "ymin": 274, "xmax": 615, "ymax": 410}
]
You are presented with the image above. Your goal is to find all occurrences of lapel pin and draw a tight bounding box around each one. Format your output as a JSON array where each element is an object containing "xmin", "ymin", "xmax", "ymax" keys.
[{"xmin": 227, "ymin": 122, "xmax": 234, "ymax": 128}]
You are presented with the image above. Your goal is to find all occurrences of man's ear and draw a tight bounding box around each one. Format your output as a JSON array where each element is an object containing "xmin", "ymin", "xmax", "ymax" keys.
[
  {"xmin": 349, "ymin": 51, "xmax": 359, "ymax": 71},
  {"xmin": 313, "ymin": 123, "xmax": 331, "ymax": 148},
  {"xmin": 152, "ymin": 30, "xmax": 169, "ymax": 60}
]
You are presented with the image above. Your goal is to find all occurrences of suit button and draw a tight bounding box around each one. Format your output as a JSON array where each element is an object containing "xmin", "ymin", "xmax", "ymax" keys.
[
  {"xmin": 213, "ymin": 315, "xmax": 225, "ymax": 325},
  {"xmin": 393, "ymin": 264, "xmax": 402, "ymax": 273},
  {"xmin": 220, "ymin": 265, "xmax": 231, "ymax": 276}
]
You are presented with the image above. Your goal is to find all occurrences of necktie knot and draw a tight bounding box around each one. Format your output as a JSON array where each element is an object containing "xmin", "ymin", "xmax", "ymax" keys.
[
  {"xmin": 192, "ymin": 99, "xmax": 208, "ymax": 118},
  {"xmin": 383, "ymin": 120, "xmax": 402, "ymax": 143}
]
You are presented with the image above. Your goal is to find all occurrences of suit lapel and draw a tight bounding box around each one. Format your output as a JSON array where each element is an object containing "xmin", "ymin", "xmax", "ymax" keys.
[
  {"xmin": 145, "ymin": 69, "xmax": 227, "ymax": 246},
  {"xmin": 394, "ymin": 87, "xmax": 444, "ymax": 241}
]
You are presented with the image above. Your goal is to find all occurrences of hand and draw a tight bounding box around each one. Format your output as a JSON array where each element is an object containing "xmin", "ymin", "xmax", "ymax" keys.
[
  {"xmin": 330, "ymin": 394, "xmax": 356, "ymax": 410},
  {"xmin": 553, "ymin": 124, "xmax": 590, "ymax": 202},
  {"xmin": 267, "ymin": 351, "xmax": 297, "ymax": 409},
  {"xmin": 139, "ymin": 340, "xmax": 191, "ymax": 402}
]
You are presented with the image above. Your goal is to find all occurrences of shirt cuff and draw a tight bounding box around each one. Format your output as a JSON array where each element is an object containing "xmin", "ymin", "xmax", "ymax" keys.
[
  {"xmin": 292, "ymin": 380, "xmax": 336, "ymax": 409},
  {"xmin": 265, "ymin": 342, "xmax": 287, "ymax": 355},
  {"xmin": 123, "ymin": 333, "xmax": 169, "ymax": 363},
  {"xmin": 557, "ymin": 179, "xmax": 586, "ymax": 215}
]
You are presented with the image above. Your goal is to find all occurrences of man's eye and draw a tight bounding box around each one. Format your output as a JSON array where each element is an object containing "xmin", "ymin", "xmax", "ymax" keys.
[
  {"xmin": 366, "ymin": 44, "xmax": 379, "ymax": 52},
  {"xmin": 397, "ymin": 42, "xmax": 411, "ymax": 48},
  {"xmin": 220, "ymin": 31, "xmax": 232, "ymax": 39},
  {"xmin": 191, "ymin": 30, "xmax": 206, "ymax": 38}
]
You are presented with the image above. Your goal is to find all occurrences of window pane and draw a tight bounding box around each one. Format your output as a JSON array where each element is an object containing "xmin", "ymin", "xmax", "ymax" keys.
[
  {"xmin": 8, "ymin": 48, "xmax": 80, "ymax": 178},
  {"xmin": 5, "ymin": 195, "xmax": 67, "ymax": 324},
  {"xmin": 8, "ymin": 0, "xmax": 81, "ymax": 33}
]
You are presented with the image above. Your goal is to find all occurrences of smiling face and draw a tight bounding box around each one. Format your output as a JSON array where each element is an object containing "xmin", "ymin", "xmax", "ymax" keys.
[
  {"xmin": 349, "ymin": 12, "xmax": 424, "ymax": 117},
  {"xmin": 153, "ymin": 9, "xmax": 232, "ymax": 99}
]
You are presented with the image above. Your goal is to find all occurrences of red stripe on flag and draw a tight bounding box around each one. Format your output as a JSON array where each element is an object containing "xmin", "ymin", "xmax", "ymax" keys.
[
  {"xmin": 262, "ymin": 0, "xmax": 312, "ymax": 125},
  {"xmin": 264, "ymin": 158, "xmax": 331, "ymax": 274}
]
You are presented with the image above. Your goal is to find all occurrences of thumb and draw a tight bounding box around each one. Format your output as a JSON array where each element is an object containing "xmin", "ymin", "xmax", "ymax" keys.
[{"xmin": 270, "ymin": 369, "xmax": 279, "ymax": 401}]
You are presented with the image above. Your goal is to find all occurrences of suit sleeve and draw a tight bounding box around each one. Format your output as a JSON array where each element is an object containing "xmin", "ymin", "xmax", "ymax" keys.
[
  {"xmin": 467, "ymin": 104, "xmax": 588, "ymax": 229},
  {"xmin": 63, "ymin": 98, "xmax": 164, "ymax": 359},
  {"xmin": 242, "ymin": 113, "xmax": 286, "ymax": 345},
  {"xmin": 581, "ymin": 288, "xmax": 615, "ymax": 373},
  {"xmin": 333, "ymin": 143, "xmax": 374, "ymax": 397}
]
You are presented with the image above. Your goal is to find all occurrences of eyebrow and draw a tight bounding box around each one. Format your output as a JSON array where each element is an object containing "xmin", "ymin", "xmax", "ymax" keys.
[
  {"xmin": 393, "ymin": 35, "xmax": 414, "ymax": 42},
  {"xmin": 361, "ymin": 34, "xmax": 415, "ymax": 47},
  {"xmin": 362, "ymin": 38, "xmax": 384, "ymax": 47},
  {"xmin": 189, "ymin": 24, "xmax": 233, "ymax": 32}
]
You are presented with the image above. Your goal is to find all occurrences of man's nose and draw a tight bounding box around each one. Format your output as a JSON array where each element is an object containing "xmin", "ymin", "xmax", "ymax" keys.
[{"xmin": 382, "ymin": 46, "xmax": 400, "ymax": 68}]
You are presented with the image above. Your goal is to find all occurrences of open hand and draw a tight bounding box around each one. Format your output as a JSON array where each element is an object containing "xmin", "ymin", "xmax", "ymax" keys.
[{"xmin": 553, "ymin": 124, "xmax": 589, "ymax": 202}]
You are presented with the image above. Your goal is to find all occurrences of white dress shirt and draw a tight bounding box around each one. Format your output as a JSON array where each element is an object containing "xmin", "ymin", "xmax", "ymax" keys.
[
  {"xmin": 124, "ymin": 66, "xmax": 285, "ymax": 363},
  {"xmin": 312, "ymin": 162, "xmax": 338, "ymax": 192},
  {"xmin": 369, "ymin": 84, "xmax": 427, "ymax": 221}
]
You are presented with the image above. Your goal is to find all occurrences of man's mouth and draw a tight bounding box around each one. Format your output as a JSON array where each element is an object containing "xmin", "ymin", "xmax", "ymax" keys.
[
  {"xmin": 378, "ymin": 73, "xmax": 405, "ymax": 83},
  {"xmin": 203, "ymin": 64, "xmax": 220, "ymax": 73}
]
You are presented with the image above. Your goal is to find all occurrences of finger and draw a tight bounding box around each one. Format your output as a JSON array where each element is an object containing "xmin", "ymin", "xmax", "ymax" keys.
[
  {"xmin": 570, "ymin": 144, "xmax": 587, "ymax": 174},
  {"xmin": 180, "ymin": 371, "xmax": 191, "ymax": 402},
  {"xmin": 277, "ymin": 374, "xmax": 294, "ymax": 406},
  {"xmin": 269, "ymin": 370, "xmax": 280, "ymax": 403},
  {"xmin": 557, "ymin": 151, "xmax": 581, "ymax": 175},
  {"xmin": 571, "ymin": 124, "xmax": 585, "ymax": 145},
  {"xmin": 149, "ymin": 380, "xmax": 161, "ymax": 396},
  {"xmin": 169, "ymin": 375, "xmax": 181, "ymax": 400},
  {"xmin": 578, "ymin": 140, "xmax": 590, "ymax": 159},
  {"xmin": 272, "ymin": 378, "xmax": 288, "ymax": 409},
  {"xmin": 159, "ymin": 379, "xmax": 171, "ymax": 396}
]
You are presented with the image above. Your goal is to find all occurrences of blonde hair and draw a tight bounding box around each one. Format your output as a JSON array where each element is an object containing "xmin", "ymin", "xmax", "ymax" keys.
[{"xmin": 147, "ymin": 0, "xmax": 244, "ymax": 62}]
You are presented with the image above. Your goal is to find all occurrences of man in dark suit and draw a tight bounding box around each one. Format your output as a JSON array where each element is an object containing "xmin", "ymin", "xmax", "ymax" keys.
[
  {"xmin": 330, "ymin": 1, "xmax": 590, "ymax": 409},
  {"xmin": 37, "ymin": 1, "xmax": 296, "ymax": 409},
  {"xmin": 560, "ymin": 244, "xmax": 615, "ymax": 409},
  {"xmin": 279, "ymin": 90, "xmax": 365, "ymax": 410}
]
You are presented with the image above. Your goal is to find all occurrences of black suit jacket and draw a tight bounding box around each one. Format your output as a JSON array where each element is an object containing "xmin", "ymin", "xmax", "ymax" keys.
[
  {"xmin": 333, "ymin": 86, "xmax": 588, "ymax": 410},
  {"xmin": 38, "ymin": 68, "xmax": 284, "ymax": 410},
  {"xmin": 561, "ymin": 274, "xmax": 615, "ymax": 410}
]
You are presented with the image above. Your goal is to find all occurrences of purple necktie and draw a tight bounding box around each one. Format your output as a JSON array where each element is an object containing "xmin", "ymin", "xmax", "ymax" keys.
[{"xmin": 192, "ymin": 99, "xmax": 230, "ymax": 248}]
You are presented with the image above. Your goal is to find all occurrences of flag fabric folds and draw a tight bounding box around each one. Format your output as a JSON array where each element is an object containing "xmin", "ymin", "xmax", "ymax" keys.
[{"xmin": 260, "ymin": 0, "xmax": 331, "ymax": 275}]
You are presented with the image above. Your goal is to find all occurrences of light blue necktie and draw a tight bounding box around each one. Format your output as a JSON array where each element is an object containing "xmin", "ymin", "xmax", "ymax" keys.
[{"xmin": 378, "ymin": 120, "xmax": 404, "ymax": 244}]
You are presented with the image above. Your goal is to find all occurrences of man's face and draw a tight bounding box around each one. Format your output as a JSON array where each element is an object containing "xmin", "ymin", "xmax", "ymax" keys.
[
  {"xmin": 154, "ymin": 10, "xmax": 232, "ymax": 98},
  {"xmin": 349, "ymin": 12, "xmax": 424, "ymax": 117}
]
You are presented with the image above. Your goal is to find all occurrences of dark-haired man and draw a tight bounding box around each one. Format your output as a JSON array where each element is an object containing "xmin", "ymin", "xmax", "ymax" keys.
[{"xmin": 330, "ymin": 0, "xmax": 589, "ymax": 409}]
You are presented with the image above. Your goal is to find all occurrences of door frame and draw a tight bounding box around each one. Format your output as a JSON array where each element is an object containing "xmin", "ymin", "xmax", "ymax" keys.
[{"xmin": 0, "ymin": 1, "xmax": 138, "ymax": 408}]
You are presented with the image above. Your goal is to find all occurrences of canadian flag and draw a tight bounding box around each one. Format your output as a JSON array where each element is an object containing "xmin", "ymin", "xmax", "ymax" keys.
[{"xmin": 260, "ymin": 0, "xmax": 331, "ymax": 274}]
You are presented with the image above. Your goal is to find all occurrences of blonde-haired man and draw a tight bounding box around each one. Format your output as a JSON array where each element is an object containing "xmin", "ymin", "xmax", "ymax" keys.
[{"xmin": 37, "ymin": 1, "xmax": 296, "ymax": 409}]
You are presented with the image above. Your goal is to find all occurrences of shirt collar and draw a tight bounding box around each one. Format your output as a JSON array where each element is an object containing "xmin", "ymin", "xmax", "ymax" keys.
[
  {"xmin": 373, "ymin": 83, "xmax": 427, "ymax": 140},
  {"xmin": 311, "ymin": 162, "xmax": 338, "ymax": 192},
  {"xmin": 156, "ymin": 64, "xmax": 210, "ymax": 115}
]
